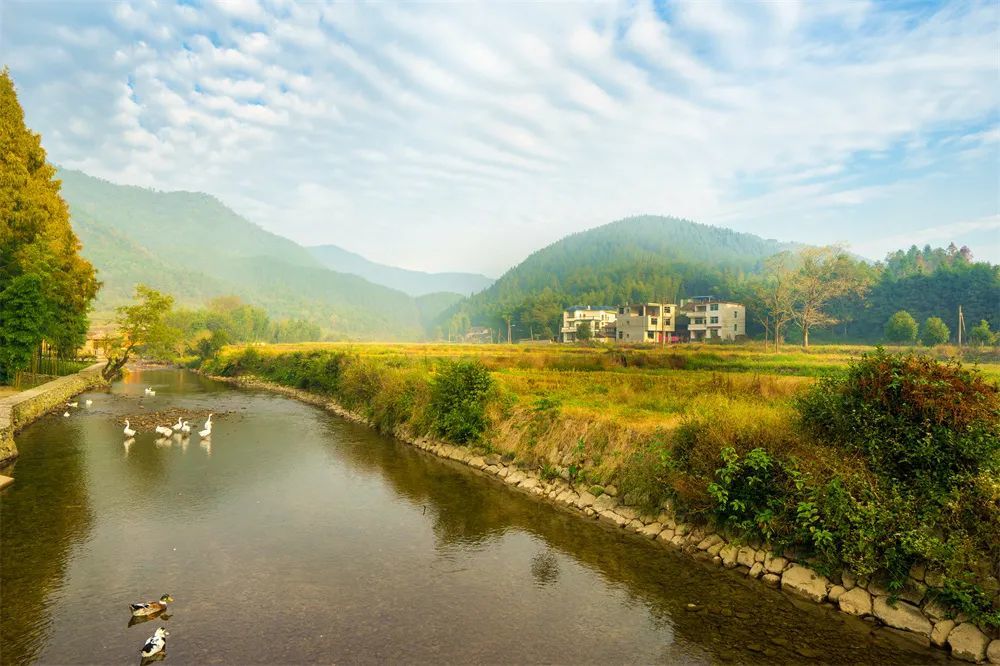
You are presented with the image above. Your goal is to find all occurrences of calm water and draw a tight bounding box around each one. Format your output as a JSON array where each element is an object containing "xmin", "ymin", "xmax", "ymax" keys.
[{"xmin": 1, "ymin": 369, "xmax": 946, "ymax": 665}]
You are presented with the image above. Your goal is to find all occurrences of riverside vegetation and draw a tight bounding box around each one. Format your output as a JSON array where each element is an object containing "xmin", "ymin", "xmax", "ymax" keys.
[{"xmin": 203, "ymin": 342, "xmax": 1000, "ymax": 647}]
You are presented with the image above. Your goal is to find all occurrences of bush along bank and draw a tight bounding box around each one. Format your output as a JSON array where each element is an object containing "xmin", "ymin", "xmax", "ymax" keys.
[{"xmin": 204, "ymin": 347, "xmax": 1000, "ymax": 663}]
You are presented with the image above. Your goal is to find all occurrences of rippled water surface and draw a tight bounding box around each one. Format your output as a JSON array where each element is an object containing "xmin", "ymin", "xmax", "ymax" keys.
[{"xmin": 1, "ymin": 369, "xmax": 946, "ymax": 664}]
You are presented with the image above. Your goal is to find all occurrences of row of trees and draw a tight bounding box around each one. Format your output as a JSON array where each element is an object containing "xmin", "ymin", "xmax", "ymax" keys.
[
  {"xmin": 885, "ymin": 311, "xmax": 997, "ymax": 347},
  {"xmin": 102, "ymin": 287, "xmax": 322, "ymax": 378},
  {"xmin": 0, "ymin": 69, "xmax": 99, "ymax": 382}
]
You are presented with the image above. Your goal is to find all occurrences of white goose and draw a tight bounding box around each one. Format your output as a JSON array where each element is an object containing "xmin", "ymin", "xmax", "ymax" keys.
[
  {"xmin": 198, "ymin": 423, "xmax": 212, "ymax": 438},
  {"xmin": 171, "ymin": 417, "xmax": 184, "ymax": 432},
  {"xmin": 180, "ymin": 421, "xmax": 191, "ymax": 435},
  {"xmin": 204, "ymin": 413, "xmax": 214, "ymax": 429},
  {"xmin": 66, "ymin": 401, "xmax": 79, "ymax": 408},
  {"xmin": 63, "ymin": 411, "xmax": 70, "ymax": 417},
  {"xmin": 154, "ymin": 425, "xmax": 173, "ymax": 437},
  {"xmin": 85, "ymin": 399, "xmax": 93, "ymax": 406},
  {"xmin": 123, "ymin": 419, "xmax": 137, "ymax": 438}
]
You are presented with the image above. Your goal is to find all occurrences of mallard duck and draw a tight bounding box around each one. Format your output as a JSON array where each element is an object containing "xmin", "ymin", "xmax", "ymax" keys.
[
  {"xmin": 140, "ymin": 627, "xmax": 169, "ymax": 657},
  {"xmin": 130, "ymin": 594, "xmax": 173, "ymax": 617},
  {"xmin": 124, "ymin": 420, "xmax": 137, "ymax": 438}
]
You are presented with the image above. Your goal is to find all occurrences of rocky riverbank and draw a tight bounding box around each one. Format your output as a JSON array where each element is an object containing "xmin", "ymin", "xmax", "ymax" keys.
[
  {"xmin": 0, "ymin": 362, "xmax": 108, "ymax": 467},
  {"xmin": 219, "ymin": 373, "xmax": 1000, "ymax": 664}
]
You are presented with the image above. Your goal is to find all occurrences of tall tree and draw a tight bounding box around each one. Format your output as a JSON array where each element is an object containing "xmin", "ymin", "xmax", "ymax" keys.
[
  {"xmin": 0, "ymin": 68, "xmax": 99, "ymax": 377},
  {"xmin": 752, "ymin": 252, "xmax": 797, "ymax": 351},
  {"xmin": 789, "ymin": 247, "xmax": 866, "ymax": 348},
  {"xmin": 102, "ymin": 285, "xmax": 178, "ymax": 379}
]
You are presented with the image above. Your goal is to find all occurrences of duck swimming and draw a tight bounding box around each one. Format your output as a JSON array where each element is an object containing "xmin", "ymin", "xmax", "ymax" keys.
[
  {"xmin": 130, "ymin": 594, "xmax": 174, "ymax": 618},
  {"xmin": 140, "ymin": 627, "xmax": 169, "ymax": 658}
]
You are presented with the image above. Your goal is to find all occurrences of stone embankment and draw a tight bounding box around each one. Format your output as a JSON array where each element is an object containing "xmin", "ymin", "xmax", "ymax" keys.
[
  {"xmin": 0, "ymin": 362, "xmax": 107, "ymax": 468},
  {"xmin": 221, "ymin": 374, "xmax": 1000, "ymax": 664}
]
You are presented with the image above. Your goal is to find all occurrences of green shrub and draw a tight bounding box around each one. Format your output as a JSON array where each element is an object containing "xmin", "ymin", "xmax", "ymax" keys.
[
  {"xmin": 795, "ymin": 348, "xmax": 1000, "ymax": 621},
  {"xmin": 920, "ymin": 316, "xmax": 950, "ymax": 346},
  {"xmin": 429, "ymin": 360, "xmax": 495, "ymax": 444},
  {"xmin": 884, "ymin": 310, "xmax": 918, "ymax": 344}
]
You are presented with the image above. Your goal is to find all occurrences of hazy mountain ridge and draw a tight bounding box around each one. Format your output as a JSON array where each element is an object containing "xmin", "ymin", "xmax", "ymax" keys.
[
  {"xmin": 58, "ymin": 168, "xmax": 429, "ymax": 339},
  {"xmin": 308, "ymin": 244, "xmax": 493, "ymax": 297}
]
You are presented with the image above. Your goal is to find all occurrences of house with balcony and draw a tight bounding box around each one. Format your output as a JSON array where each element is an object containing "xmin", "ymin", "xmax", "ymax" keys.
[
  {"xmin": 614, "ymin": 303, "xmax": 677, "ymax": 343},
  {"xmin": 679, "ymin": 297, "xmax": 746, "ymax": 341},
  {"xmin": 561, "ymin": 306, "xmax": 617, "ymax": 342}
]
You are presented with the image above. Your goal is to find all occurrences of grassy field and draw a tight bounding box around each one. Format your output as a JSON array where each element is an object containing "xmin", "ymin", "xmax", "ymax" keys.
[{"xmin": 204, "ymin": 341, "xmax": 1000, "ymax": 623}]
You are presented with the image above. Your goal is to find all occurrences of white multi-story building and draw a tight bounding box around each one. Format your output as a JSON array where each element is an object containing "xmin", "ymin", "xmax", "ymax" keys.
[
  {"xmin": 560, "ymin": 306, "xmax": 617, "ymax": 342},
  {"xmin": 680, "ymin": 297, "xmax": 746, "ymax": 341},
  {"xmin": 614, "ymin": 303, "xmax": 677, "ymax": 344}
]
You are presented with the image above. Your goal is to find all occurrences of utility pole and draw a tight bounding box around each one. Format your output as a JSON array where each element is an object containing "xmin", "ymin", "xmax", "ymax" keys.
[{"xmin": 958, "ymin": 305, "xmax": 965, "ymax": 347}]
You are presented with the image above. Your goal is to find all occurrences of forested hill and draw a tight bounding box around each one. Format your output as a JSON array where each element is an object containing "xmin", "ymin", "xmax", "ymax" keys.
[
  {"xmin": 58, "ymin": 169, "xmax": 436, "ymax": 340},
  {"xmin": 445, "ymin": 215, "xmax": 794, "ymax": 337},
  {"xmin": 309, "ymin": 244, "xmax": 493, "ymax": 297}
]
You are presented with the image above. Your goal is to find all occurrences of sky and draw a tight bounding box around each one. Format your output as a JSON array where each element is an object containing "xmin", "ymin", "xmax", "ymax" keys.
[{"xmin": 2, "ymin": 0, "xmax": 998, "ymax": 276}]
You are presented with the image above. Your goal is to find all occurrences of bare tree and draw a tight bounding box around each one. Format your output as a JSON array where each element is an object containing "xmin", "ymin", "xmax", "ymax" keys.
[
  {"xmin": 790, "ymin": 247, "xmax": 865, "ymax": 348},
  {"xmin": 748, "ymin": 253, "xmax": 796, "ymax": 352}
]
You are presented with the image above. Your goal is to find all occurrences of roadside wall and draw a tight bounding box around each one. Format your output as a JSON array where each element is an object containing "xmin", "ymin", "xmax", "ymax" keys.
[
  {"xmin": 0, "ymin": 362, "xmax": 107, "ymax": 466},
  {"xmin": 218, "ymin": 373, "xmax": 1000, "ymax": 665}
]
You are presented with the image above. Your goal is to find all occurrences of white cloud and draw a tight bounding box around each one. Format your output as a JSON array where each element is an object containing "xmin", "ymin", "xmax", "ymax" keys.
[{"xmin": 3, "ymin": 0, "xmax": 998, "ymax": 274}]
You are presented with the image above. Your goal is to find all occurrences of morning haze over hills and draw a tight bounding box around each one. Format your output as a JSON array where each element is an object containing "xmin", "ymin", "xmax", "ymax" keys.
[{"xmin": 57, "ymin": 167, "xmax": 999, "ymax": 344}]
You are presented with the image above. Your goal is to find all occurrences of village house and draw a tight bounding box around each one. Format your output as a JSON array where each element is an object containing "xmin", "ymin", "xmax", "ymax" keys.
[
  {"xmin": 679, "ymin": 297, "xmax": 746, "ymax": 341},
  {"xmin": 614, "ymin": 303, "xmax": 677, "ymax": 343},
  {"xmin": 560, "ymin": 306, "xmax": 617, "ymax": 342}
]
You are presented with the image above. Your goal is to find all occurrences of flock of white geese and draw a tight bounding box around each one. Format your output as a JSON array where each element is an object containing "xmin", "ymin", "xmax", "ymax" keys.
[{"xmin": 61, "ymin": 385, "xmax": 217, "ymax": 454}]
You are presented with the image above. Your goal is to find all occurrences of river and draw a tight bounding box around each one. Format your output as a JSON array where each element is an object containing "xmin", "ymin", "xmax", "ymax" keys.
[{"xmin": 0, "ymin": 369, "xmax": 946, "ymax": 664}]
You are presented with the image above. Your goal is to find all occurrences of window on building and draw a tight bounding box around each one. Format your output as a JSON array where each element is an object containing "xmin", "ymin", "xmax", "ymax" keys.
[
  {"xmin": 646, "ymin": 331, "xmax": 654, "ymax": 339},
  {"xmin": 618, "ymin": 331, "xmax": 623, "ymax": 339},
  {"xmin": 710, "ymin": 316, "xmax": 719, "ymax": 324},
  {"xmin": 665, "ymin": 318, "xmax": 671, "ymax": 326},
  {"xmin": 710, "ymin": 303, "xmax": 719, "ymax": 311},
  {"xmin": 651, "ymin": 317, "xmax": 658, "ymax": 326},
  {"xmin": 733, "ymin": 324, "xmax": 737, "ymax": 331},
  {"xmin": 694, "ymin": 318, "xmax": 704, "ymax": 325}
]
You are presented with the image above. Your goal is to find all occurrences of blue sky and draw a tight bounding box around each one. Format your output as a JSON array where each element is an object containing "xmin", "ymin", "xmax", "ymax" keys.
[{"xmin": 2, "ymin": 0, "xmax": 998, "ymax": 274}]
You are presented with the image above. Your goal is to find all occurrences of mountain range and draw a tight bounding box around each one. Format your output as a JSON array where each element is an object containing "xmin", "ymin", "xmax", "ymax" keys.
[
  {"xmin": 58, "ymin": 169, "xmax": 464, "ymax": 339},
  {"xmin": 308, "ymin": 245, "xmax": 492, "ymax": 297}
]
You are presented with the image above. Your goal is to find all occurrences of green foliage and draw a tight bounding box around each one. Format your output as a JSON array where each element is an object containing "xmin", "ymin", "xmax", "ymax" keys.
[
  {"xmin": 430, "ymin": 360, "xmax": 495, "ymax": 444},
  {"xmin": 576, "ymin": 320, "xmax": 593, "ymax": 341},
  {"xmin": 102, "ymin": 285, "xmax": 180, "ymax": 378},
  {"xmin": 920, "ymin": 316, "xmax": 950, "ymax": 346},
  {"xmin": 0, "ymin": 69, "xmax": 99, "ymax": 375},
  {"xmin": 0, "ymin": 275, "xmax": 48, "ymax": 382},
  {"xmin": 969, "ymin": 320, "xmax": 996, "ymax": 347},
  {"xmin": 884, "ymin": 310, "xmax": 918, "ymax": 344},
  {"xmin": 794, "ymin": 349, "xmax": 999, "ymax": 619},
  {"xmin": 707, "ymin": 447, "xmax": 803, "ymax": 543}
]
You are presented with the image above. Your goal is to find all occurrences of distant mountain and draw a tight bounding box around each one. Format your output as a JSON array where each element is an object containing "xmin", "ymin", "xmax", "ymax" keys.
[
  {"xmin": 308, "ymin": 244, "xmax": 493, "ymax": 297},
  {"xmin": 445, "ymin": 215, "xmax": 795, "ymax": 337},
  {"xmin": 59, "ymin": 169, "xmax": 426, "ymax": 340}
]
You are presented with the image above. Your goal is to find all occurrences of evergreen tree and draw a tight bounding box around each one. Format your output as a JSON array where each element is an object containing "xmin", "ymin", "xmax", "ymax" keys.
[
  {"xmin": 0, "ymin": 275, "xmax": 48, "ymax": 382},
  {"xmin": 0, "ymin": 68, "xmax": 99, "ymax": 378},
  {"xmin": 884, "ymin": 310, "xmax": 918, "ymax": 344}
]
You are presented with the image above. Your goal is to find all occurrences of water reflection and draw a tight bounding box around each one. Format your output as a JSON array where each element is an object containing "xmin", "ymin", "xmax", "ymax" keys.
[{"xmin": 0, "ymin": 370, "xmax": 948, "ymax": 665}]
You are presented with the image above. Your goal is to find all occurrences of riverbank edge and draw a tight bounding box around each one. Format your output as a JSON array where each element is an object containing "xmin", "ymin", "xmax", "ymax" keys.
[
  {"xmin": 215, "ymin": 373, "xmax": 1000, "ymax": 664},
  {"xmin": 0, "ymin": 362, "xmax": 108, "ymax": 468}
]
